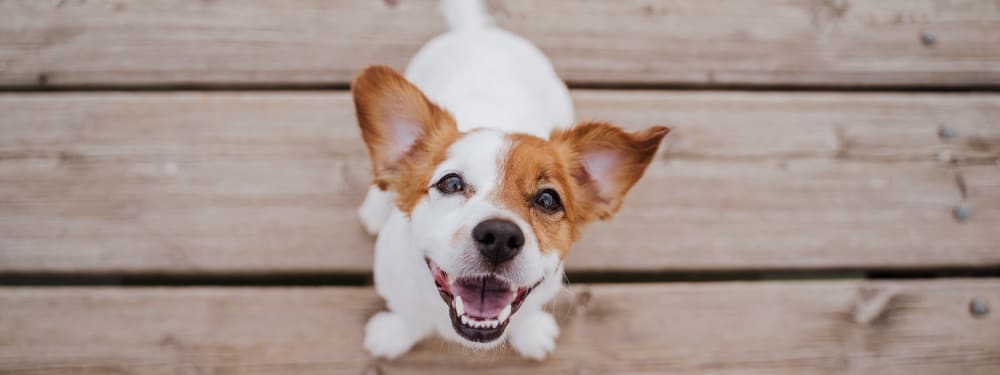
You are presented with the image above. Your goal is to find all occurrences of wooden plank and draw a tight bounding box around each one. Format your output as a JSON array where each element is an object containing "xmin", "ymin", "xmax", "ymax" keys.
[
  {"xmin": 1, "ymin": 280, "xmax": 997, "ymax": 374},
  {"xmin": 2, "ymin": 0, "xmax": 999, "ymax": 87},
  {"xmin": 960, "ymin": 164, "xmax": 1000, "ymax": 225},
  {"xmin": 571, "ymin": 91, "xmax": 1000, "ymax": 271},
  {"xmin": 1, "ymin": 92, "xmax": 998, "ymax": 273},
  {"xmin": 0, "ymin": 93, "xmax": 373, "ymax": 273}
]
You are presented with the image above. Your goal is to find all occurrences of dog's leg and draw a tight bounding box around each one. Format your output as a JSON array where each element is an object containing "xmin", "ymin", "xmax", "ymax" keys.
[
  {"xmin": 365, "ymin": 212, "xmax": 432, "ymax": 359},
  {"xmin": 506, "ymin": 268, "xmax": 563, "ymax": 360},
  {"xmin": 358, "ymin": 186, "xmax": 394, "ymax": 235},
  {"xmin": 364, "ymin": 310, "xmax": 429, "ymax": 359},
  {"xmin": 507, "ymin": 308, "xmax": 560, "ymax": 360}
]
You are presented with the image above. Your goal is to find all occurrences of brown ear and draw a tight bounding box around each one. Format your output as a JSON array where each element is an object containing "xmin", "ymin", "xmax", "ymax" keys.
[
  {"xmin": 551, "ymin": 122, "xmax": 669, "ymax": 222},
  {"xmin": 352, "ymin": 65, "xmax": 457, "ymax": 188}
]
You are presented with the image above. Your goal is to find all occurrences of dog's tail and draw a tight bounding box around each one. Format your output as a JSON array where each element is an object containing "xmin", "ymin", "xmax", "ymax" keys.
[{"xmin": 440, "ymin": 0, "xmax": 492, "ymax": 31}]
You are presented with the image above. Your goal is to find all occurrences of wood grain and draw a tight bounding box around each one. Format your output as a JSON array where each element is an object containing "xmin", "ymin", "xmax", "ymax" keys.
[
  {"xmin": 1, "ymin": 0, "xmax": 999, "ymax": 87},
  {"xmin": 1, "ymin": 280, "xmax": 997, "ymax": 374},
  {"xmin": 1, "ymin": 92, "xmax": 998, "ymax": 273}
]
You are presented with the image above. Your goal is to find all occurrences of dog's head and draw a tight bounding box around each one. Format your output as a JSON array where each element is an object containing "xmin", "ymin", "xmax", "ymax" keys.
[{"xmin": 353, "ymin": 66, "xmax": 668, "ymax": 345}]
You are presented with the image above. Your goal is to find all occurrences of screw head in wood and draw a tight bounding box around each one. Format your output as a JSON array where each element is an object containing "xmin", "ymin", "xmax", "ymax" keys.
[
  {"xmin": 920, "ymin": 31, "xmax": 936, "ymax": 46},
  {"xmin": 953, "ymin": 205, "xmax": 971, "ymax": 222},
  {"xmin": 938, "ymin": 125, "xmax": 956, "ymax": 140},
  {"xmin": 969, "ymin": 298, "xmax": 989, "ymax": 317}
]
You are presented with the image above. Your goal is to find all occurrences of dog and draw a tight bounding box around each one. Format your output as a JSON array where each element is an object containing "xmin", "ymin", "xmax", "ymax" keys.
[{"xmin": 353, "ymin": 0, "xmax": 669, "ymax": 360}]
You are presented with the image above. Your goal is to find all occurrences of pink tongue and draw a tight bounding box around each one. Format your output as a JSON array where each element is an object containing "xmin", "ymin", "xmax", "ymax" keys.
[{"xmin": 452, "ymin": 277, "xmax": 515, "ymax": 318}]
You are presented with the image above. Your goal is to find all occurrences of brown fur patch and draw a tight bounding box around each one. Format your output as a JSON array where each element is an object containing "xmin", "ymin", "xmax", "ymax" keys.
[
  {"xmin": 352, "ymin": 65, "xmax": 461, "ymax": 214},
  {"xmin": 495, "ymin": 134, "xmax": 578, "ymax": 258},
  {"xmin": 390, "ymin": 129, "xmax": 461, "ymax": 214}
]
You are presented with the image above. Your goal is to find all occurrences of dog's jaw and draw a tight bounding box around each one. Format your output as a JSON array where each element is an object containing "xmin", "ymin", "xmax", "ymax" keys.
[{"xmin": 427, "ymin": 258, "xmax": 543, "ymax": 343}]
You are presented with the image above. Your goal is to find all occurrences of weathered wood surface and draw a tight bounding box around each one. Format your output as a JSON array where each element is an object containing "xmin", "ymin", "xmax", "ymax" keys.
[
  {"xmin": 2, "ymin": 0, "xmax": 999, "ymax": 87},
  {"xmin": 1, "ymin": 92, "xmax": 998, "ymax": 273},
  {"xmin": 0, "ymin": 280, "xmax": 997, "ymax": 374}
]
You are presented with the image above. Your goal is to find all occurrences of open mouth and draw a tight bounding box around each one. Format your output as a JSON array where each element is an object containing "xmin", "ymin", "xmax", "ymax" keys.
[{"xmin": 427, "ymin": 258, "xmax": 541, "ymax": 343}]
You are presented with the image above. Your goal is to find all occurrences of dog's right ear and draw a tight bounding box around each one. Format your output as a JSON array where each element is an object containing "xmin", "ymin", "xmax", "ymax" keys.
[{"xmin": 352, "ymin": 66, "xmax": 458, "ymax": 188}]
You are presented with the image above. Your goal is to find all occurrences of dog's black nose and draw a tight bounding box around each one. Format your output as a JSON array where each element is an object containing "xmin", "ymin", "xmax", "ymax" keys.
[{"xmin": 472, "ymin": 218, "xmax": 524, "ymax": 265}]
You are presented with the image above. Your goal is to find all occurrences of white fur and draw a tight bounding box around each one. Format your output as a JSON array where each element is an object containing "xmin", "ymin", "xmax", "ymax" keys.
[
  {"xmin": 405, "ymin": 12, "xmax": 573, "ymax": 137},
  {"xmin": 358, "ymin": 186, "xmax": 393, "ymax": 235},
  {"xmin": 362, "ymin": 0, "xmax": 573, "ymax": 360},
  {"xmin": 440, "ymin": 0, "xmax": 492, "ymax": 31}
]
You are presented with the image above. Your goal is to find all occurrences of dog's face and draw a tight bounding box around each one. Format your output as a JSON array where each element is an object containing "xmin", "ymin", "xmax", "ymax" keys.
[{"xmin": 353, "ymin": 66, "xmax": 668, "ymax": 345}]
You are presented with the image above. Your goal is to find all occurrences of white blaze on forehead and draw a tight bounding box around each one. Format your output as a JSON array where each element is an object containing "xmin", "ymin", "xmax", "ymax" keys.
[{"xmin": 432, "ymin": 129, "xmax": 509, "ymax": 194}]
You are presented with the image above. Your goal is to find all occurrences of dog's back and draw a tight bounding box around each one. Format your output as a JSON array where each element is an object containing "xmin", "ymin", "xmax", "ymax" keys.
[{"xmin": 405, "ymin": 0, "xmax": 574, "ymax": 138}]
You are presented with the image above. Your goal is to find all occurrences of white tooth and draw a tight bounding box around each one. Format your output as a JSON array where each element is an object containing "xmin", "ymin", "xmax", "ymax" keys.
[
  {"xmin": 498, "ymin": 304, "xmax": 512, "ymax": 322},
  {"xmin": 454, "ymin": 295, "xmax": 465, "ymax": 316},
  {"xmin": 460, "ymin": 315, "xmax": 469, "ymax": 325},
  {"xmin": 490, "ymin": 320, "xmax": 499, "ymax": 329}
]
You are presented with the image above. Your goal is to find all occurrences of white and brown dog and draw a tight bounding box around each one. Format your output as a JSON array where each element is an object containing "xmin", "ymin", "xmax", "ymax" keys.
[{"xmin": 354, "ymin": 0, "xmax": 668, "ymax": 360}]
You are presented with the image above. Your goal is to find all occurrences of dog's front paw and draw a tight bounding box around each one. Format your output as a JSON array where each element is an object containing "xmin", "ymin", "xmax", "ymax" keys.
[
  {"xmin": 364, "ymin": 312, "xmax": 417, "ymax": 359},
  {"xmin": 508, "ymin": 311, "xmax": 560, "ymax": 360}
]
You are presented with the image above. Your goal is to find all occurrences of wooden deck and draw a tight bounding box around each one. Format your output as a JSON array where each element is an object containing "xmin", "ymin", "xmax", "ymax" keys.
[{"xmin": 1, "ymin": 1, "xmax": 999, "ymax": 373}]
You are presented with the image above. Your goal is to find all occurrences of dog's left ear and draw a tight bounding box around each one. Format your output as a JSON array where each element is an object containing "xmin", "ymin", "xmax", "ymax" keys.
[
  {"xmin": 552, "ymin": 122, "xmax": 669, "ymax": 222},
  {"xmin": 352, "ymin": 65, "xmax": 458, "ymax": 189}
]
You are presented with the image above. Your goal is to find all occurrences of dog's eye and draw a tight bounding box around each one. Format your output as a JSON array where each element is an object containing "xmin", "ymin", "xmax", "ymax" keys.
[
  {"xmin": 533, "ymin": 189, "xmax": 562, "ymax": 213},
  {"xmin": 435, "ymin": 173, "xmax": 465, "ymax": 194}
]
